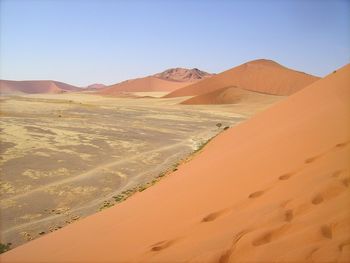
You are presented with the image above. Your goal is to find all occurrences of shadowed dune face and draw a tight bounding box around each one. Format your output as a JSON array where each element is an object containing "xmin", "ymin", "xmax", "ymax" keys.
[
  {"xmin": 1, "ymin": 64, "xmax": 348, "ymax": 263},
  {"xmin": 0, "ymin": 80, "xmax": 80, "ymax": 94},
  {"xmin": 180, "ymin": 86, "xmax": 281, "ymax": 105},
  {"xmin": 165, "ymin": 59, "xmax": 320, "ymax": 98}
]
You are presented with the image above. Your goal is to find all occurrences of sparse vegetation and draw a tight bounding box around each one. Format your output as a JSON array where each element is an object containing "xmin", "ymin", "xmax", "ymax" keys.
[
  {"xmin": 216, "ymin": 122, "xmax": 222, "ymax": 128},
  {"xmin": 98, "ymin": 129, "xmax": 227, "ymax": 212},
  {"xmin": 0, "ymin": 242, "xmax": 12, "ymax": 254},
  {"xmin": 224, "ymin": 126, "xmax": 230, "ymax": 130}
]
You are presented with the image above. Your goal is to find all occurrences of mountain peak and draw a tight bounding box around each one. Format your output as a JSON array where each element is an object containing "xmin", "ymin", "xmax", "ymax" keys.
[{"xmin": 153, "ymin": 67, "xmax": 213, "ymax": 82}]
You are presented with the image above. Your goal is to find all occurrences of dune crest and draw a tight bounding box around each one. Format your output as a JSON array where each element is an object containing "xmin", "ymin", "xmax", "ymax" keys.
[
  {"xmin": 165, "ymin": 59, "xmax": 320, "ymax": 98},
  {"xmin": 1, "ymin": 64, "xmax": 349, "ymax": 262},
  {"xmin": 0, "ymin": 80, "xmax": 80, "ymax": 94},
  {"xmin": 153, "ymin": 67, "xmax": 212, "ymax": 82},
  {"xmin": 98, "ymin": 68, "xmax": 212, "ymax": 95},
  {"xmin": 180, "ymin": 86, "xmax": 274, "ymax": 105}
]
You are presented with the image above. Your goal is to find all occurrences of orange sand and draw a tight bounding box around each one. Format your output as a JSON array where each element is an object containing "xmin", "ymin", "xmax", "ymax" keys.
[
  {"xmin": 165, "ymin": 59, "xmax": 320, "ymax": 98},
  {"xmin": 180, "ymin": 86, "xmax": 271, "ymax": 105},
  {"xmin": 97, "ymin": 76, "xmax": 190, "ymax": 95},
  {"xmin": 1, "ymin": 64, "xmax": 349, "ymax": 262}
]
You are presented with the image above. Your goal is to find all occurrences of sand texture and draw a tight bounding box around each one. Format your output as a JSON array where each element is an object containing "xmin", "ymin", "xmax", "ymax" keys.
[
  {"xmin": 165, "ymin": 59, "xmax": 320, "ymax": 98},
  {"xmin": 1, "ymin": 65, "xmax": 349, "ymax": 262}
]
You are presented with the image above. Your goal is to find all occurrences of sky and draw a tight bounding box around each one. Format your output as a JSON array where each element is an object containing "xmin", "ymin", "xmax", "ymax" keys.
[{"xmin": 0, "ymin": 0, "xmax": 349, "ymax": 86}]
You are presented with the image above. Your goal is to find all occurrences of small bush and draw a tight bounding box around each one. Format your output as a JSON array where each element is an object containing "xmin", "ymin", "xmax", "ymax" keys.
[{"xmin": 0, "ymin": 243, "xmax": 11, "ymax": 254}]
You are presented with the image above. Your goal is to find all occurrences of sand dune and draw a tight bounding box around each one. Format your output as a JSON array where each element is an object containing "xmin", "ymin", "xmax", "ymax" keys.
[
  {"xmin": 1, "ymin": 64, "xmax": 349, "ymax": 262},
  {"xmin": 165, "ymin": 59, "xmax": 320, "ymax": 98},
  {"xmin": 98, "ymin": 68, "xmax": 212, "ymax": 95},
  {"xmin": 180, "ymin": 86, "xmax": 279, "ymax": 105},
  {"xmin": 0, "ymin": 80, "xmax": 80, "ymax": 94},
  {"xmin": 97, "ymin": 76, "xmax": 190, "ymax": 95}
]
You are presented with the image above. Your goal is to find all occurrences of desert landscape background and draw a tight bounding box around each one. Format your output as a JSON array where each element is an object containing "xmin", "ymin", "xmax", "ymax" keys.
[
  {"xmin": 0, "ymin": 0, "xmax": 349, "ymax": 262},
  {"xmin": 1, "ymin": 61, "xmax": 289, "ymax": 249}
]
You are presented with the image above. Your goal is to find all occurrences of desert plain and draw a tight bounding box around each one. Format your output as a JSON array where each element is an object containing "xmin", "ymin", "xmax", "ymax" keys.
[{"xmin": 0, "ymin": 90, "xmax": 281, "ymax": 249}]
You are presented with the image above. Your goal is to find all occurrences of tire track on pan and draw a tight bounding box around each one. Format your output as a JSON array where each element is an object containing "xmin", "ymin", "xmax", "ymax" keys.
[{"xmin": 2, "ymin": 142, "xmax": 189, "ymax": 202}]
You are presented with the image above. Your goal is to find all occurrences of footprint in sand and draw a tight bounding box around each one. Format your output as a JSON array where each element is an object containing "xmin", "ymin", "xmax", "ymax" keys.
[
  {"xmin": 320, "ymin": 225, "xmax": 332, "ymax": 239},
  {"xmin": 305, "ymin": 155, "xmax": 322, "ymax": 164},
  {"xmin": 331, "ymin": 170, "xmax": 344, "ymax": 178},
  {"xmin": 341, "ymin": 177, "xmax": 350, "ymax": 187},
  {"xmin": 311, "ymin": 194, "xmax": 324, "ymax": 205},
  {"xmin": 201, "ymin": 209, "xmax": 228, "ymax": 223},
  {"xmin": 252, "ymin": 224, "xmax": 290, "ymax": 247},
  {"xmin": 311, "ymin": 183, "xmax": 347, "ymax": 205},
  {"xmin": 150, "ymin": 239, "xmax": 176, "ymax": 252},
  {"xmin": 334, "ymin": 141, "xmax": 350, "ymax": 149},
  {"xmin": 248, "ymin": 191, "xmax": 264, "ymax": 199},
  {"xmin": 218, "ymin": 230, "xmax": 249, "ymax": 263},
  {"xmin": 284, "ymin": 209, "xmax": 294, "ymax": 222},
  {"xmin": 338, "ymin": 239, "xmax": 350, "ymax": 251},
  {"xmin": 278, "ymin": 173, "xmax": 293, "ymax": 181}
]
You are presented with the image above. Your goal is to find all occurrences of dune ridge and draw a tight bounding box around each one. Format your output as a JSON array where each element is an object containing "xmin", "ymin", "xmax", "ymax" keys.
[
  {"xmin": 97, "ymin": 76, "xmax": 190, "ymax": 95},
  {"xmin": 1, "ymin": 64, "xmax": 349, "ymax": 262},
  {"xmin": 0, "ymin": 80, "xmax": 80, "ymax": 94},
  {"xmin": 98, "ymin": 68, "xmax": 212, "ymax": 95},
  {"xmin": 180, "ymin": 86, "xmax": 278, "ymax": 105},
  {"xmin": 153, "ymin": 68, "xmax": 212, "ymax": 82},
  {"xmin": 165, "ymin": 59, "xmax": 320, "ymax": 98}
]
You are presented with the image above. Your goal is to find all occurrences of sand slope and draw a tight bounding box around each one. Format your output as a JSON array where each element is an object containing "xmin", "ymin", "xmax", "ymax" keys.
[
  {"xmin": 1, "ymin": 64, "xmax": 349, "ymax": 262},
  {"xmin": 0, "ymin": 80, "xmax": 80, "ymax": 94},
  {"xmin": 97, "ymin": 76, "xmax": 190, "ymax": 95},
  {"xmin": 98, "ymin": 68, "xmax": 212, "ymax": 95},
  {"xmin": 165, "ymin": 59, "xmax": 320, "ymax": 98},
  {"xmin": 180, "ymin": 86, "xmax": 280, "ymax": 105}
]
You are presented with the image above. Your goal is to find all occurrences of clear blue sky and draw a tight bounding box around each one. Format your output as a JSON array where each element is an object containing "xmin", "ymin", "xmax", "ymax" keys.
[{"xmin": 1, "ymin": 0, "xmax": 349, "ymax": 86}]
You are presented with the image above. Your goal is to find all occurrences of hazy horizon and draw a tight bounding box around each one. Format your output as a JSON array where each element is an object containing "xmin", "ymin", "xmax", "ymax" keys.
[{"xmin": 1, "ymin": 0, "xmax": 349, "ymax": 86}]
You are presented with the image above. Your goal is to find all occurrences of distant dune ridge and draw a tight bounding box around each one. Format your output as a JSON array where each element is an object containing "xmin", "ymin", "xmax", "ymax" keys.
[
  {"xmin": 165, "ymin": 59, "xmax": 320, "ymax": 99},
  {"xmin": 85, "ymin": 83, "xmax": 106, "ymax": 90},
  {"xmin": 97, "ymin": 68, "xmax": 212, "ymax": 95},
  {"xmin": 0, "ymin": 80, "xmax": 80, "ymax": 94},
  {"xmin": 1, "ymin": 64, "xmax": 349, "ymax": 262},
  {"xmin": 153, "ymin": 67, "xmax": 213, "ymax": 82}
]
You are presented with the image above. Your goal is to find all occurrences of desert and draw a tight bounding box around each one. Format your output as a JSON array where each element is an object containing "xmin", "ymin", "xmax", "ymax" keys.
[
  {"xmin": 0, "ymin": 79, "xmax": 283, "ymax": 251},
  {"xmin": 1, "ymin": 1, "xmax": 349, "ymax": 262},
  {"xmin": 1, "ymin": 62, "xmax": 349, "ymax": 263}
]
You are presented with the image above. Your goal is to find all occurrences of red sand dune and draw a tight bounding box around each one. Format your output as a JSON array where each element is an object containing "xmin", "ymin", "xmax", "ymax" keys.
[
  {"xmin": 98, "ymin": 68, "xmax": 212, "ymax": 95},
  {"xmin": 165, "ymin": 59, "xmax": 320, "ymax": 98},
  {"xmin": 1, "ymin": 64, "xmax": 349, "ymax": 262},
  {"xmin": 180, "ymin": 86, "xmax": 268, "ymax": 105},
  {"xmin": 0, "ymin": 80, "xmax": 80, "ymax": 94},
  {"xmin": 97, "ymin": 76, "xmax": 190, "ymax": 95}
]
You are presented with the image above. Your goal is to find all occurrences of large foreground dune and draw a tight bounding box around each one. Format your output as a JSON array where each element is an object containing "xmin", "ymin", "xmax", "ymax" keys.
[
  {"xmin": 0, "ymin": 80, "xmax": 80, "ymax": 94},
  {"xmin": 165, "ymin": 59, "xmax": 320, "ymax": 98},
  {"xmin": 1, "ymin": 64, "xmax": 349, "ymax": 262}
]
